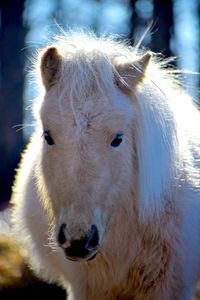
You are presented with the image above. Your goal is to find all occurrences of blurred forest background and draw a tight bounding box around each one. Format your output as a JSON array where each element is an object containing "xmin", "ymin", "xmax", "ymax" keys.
[
  {"xmin": 0, "ymin": 0, "xmax": 200, "ymax": 298},
  {"xmin": 0, "ymin": 0, "xmax": 200, "ymax": 210}
]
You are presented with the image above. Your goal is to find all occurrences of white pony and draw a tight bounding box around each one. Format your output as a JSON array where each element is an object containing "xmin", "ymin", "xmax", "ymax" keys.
[{"xmin": 11, "ymin": 32, "xmax": 200, "ymax": 300}]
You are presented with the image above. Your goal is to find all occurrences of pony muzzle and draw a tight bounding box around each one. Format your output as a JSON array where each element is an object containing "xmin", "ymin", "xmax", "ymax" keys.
[{"xmin": 57, "ymin": 224, "xmax": 99, "ymax": 261}]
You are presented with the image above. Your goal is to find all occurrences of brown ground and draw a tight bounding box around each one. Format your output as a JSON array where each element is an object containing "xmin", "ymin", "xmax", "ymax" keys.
[{"xmin": 0, "ymin": 233, "xmax": 66, "ymax": 299}]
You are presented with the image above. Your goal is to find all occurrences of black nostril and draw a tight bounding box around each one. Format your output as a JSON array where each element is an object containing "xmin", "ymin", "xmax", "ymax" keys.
[
  {"xmin": 65, "ymin": 238, "xmax": 89, "ymax": 259},
  {"xmin": 64, "ymin": 225, "xmax": 99, "ymax": 259},
  {"xmin": 85, "ymin": 224, "xmax": 99, "ymax": 251},
  {"xmin": 58, "ymin": 223, "xmax": 67, "ymax": 245}
]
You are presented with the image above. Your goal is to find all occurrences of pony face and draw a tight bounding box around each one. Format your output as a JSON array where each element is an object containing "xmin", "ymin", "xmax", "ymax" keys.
[{"xmin": 38, "ymin": 40, "xmax": 151, "ymax": 262}]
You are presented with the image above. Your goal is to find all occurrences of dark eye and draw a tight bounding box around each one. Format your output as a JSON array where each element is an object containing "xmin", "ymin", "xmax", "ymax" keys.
[
  {"xmin": 111, "ymin": 133, "xmax": 123, "ymax": 148},
  {"xmin": 43, "ymin": 130, "xmax": 55, "ymax": 146}
]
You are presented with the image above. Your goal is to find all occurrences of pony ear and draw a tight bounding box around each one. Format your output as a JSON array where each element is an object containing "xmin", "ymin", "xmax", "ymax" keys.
[
  {"xmin": 40, "ymin": 47, "xmax": 62, "ymax": 90},
  {"xmin": 115, "ymin": 52, "xmax": 151, "ymax": 93}
]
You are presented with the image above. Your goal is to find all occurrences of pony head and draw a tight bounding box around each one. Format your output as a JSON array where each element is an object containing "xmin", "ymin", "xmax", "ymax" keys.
[{"xmin": 35, "ymin": 33, "xmax": 178, "ymax": 262}]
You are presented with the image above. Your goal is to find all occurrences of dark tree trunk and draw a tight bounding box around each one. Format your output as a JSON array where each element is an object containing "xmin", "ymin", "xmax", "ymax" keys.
[
  {"xmin": 151, "ymin": 0, "xmax": 174, "ymax": 57},
  {"xmin": 0, "ymin": 0, "xmax": 26, "ymax": 208},
  {"xmin": 128, "ymin": 0, "xmax": 137, "ymax": 45}
]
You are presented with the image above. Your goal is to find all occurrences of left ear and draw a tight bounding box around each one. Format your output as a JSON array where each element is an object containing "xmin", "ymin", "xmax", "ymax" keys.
[
  {"xmin": 40, "ymin": 46, "xmax": 62, "ymax": 90},
  {"xmin": 115, "ymin": 52, "xmax": 152, "ymax": 93}
]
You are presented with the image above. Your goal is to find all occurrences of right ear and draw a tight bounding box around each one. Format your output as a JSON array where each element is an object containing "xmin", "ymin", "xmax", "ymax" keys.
[
  {"xmin": 114, "ymin": 52, "xmax": 151, "ymax": 93},
  {"xmin": 40, "ymin": 46, "xmax": 62, "ymax": 90}
]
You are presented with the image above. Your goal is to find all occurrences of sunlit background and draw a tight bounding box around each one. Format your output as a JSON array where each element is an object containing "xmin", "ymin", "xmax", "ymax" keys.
[{"xmin": 0, "ymin": 1, "xmax": 200, "ymax": 298}]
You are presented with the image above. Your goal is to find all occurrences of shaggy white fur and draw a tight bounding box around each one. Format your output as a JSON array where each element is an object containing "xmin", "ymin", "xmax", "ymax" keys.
[{"xmin": 12, "ymin": 32, "xmax": 200, "ymax": 300}]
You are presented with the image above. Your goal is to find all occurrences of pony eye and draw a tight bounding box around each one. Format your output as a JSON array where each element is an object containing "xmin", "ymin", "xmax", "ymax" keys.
[
  {"xmin": 43, "ymin": 131, "xmax": 55, "ymax": 146},
  {"xmin": 111, "ymin": 133, "xmax": 123, "ymax": 148}
]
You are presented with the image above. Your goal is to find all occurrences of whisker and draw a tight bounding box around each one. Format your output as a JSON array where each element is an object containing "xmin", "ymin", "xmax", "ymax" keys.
[
  {"xmin": 44, "ymin": 239, "xmax": 59, "ymax": 256},
  {"xmin": 12, "ymin": 123, "xmax": 35, "ymax": 132}
]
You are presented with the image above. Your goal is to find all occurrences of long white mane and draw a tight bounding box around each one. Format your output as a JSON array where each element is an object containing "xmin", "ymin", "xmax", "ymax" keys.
[
  {"xmin": 33, "ymin": 32, "xmax": 200, "ymax": 219},
  {"xmin": 135, "ymin": 71, "xmax": 200, "ymax": 217}
]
